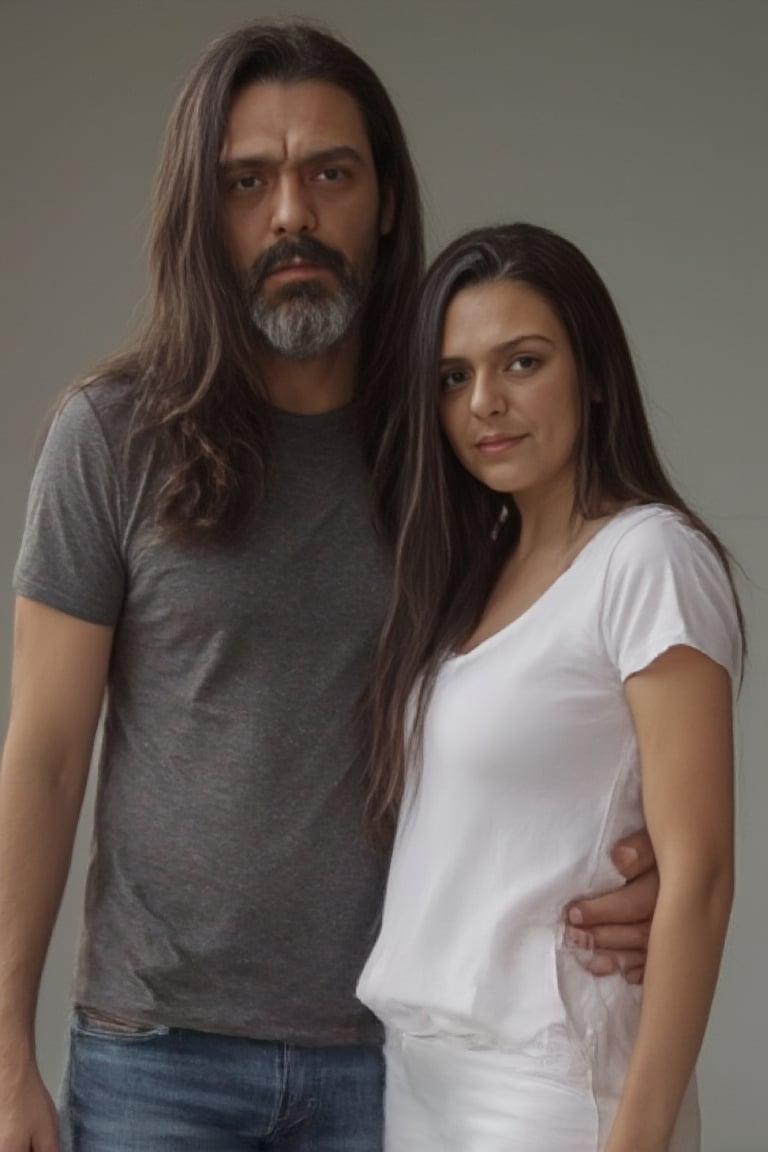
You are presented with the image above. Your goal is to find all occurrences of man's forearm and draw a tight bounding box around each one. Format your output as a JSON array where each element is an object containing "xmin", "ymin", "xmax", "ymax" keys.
[{"xmin": 0, "ymin": 749, "xmax": 87, "ymax": 1051}]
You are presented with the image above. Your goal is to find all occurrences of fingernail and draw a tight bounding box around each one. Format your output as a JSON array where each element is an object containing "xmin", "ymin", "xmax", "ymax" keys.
[
  {"xmin": 590, "ymin": 955, "xmax": 615, "ymax": 975},
  {"xmin": 614, "ymin": 846, "xmax": 638, "ymax": 870},
  {"xmin": 564, "ymin": 927, "xmax": 591, "ymax": 951},
  {"xmin": 568, "ymin": 907, "xmax": 583, "ymax": 925}
]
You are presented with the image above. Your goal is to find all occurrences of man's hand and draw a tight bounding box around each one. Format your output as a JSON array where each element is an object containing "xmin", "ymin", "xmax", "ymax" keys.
[
  {"xmin": 564, "ymin": 829, "xmax": 659, "ymax": 984},
  {"xmin": 0, "ymin": 1058, "xmax": 59, "ymax": 1152}
]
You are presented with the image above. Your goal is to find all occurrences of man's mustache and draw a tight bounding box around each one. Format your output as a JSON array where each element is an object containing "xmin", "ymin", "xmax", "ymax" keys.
[{"xmin": 245, "ymin": 236, "xmax": 349, "ymax": 292}]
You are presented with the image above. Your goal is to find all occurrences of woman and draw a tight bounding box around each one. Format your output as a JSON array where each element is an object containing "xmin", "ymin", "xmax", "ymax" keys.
[{"xmin": 357, "ymin": 223, "xmax": 744, "ymax": 1151}]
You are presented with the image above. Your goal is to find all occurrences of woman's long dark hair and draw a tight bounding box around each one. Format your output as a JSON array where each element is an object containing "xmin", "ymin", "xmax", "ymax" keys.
[
  {"xmin": 366, "ymin": 222, "xmax": 746, "ymax": 837},
  {"xmin": 67, "ymin": 21, "xmax": 423, "ymax": 541}
]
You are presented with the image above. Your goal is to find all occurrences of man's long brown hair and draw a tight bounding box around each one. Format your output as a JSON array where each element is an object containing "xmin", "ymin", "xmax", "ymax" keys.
[
  {"xmin": 71, "ymin": 22, "xmax": 423, "ymax": 541},
  {"xmin": 365, "ymin": 222, "xmax": 746, "ymax": 838}
]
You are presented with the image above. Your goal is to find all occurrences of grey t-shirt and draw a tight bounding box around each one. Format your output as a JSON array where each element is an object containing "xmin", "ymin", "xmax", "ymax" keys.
[{"xmin": 14, "ymin": 379, "xmax": 390, "ymax": 1044}]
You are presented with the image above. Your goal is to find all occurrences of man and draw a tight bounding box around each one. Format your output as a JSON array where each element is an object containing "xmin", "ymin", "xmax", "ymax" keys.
[{"xmin": 0, "ymin": 22, "xmax": 656, "ymax": 1152}]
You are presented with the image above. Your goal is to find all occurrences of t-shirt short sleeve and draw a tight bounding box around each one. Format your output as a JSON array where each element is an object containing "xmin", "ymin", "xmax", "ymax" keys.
[
  {"xmin": 600, "ymin": 509, "xmax": 741, "ymax": 684},
  {"xmin": 13, "ymin": 389, "xmax": 126, "ymax": 625}
]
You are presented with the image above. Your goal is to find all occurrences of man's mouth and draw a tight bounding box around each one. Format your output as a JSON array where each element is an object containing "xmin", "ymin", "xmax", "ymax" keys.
[{"xmin": 268, "ymin": 260, "xmax": 331, "ymax": 280}]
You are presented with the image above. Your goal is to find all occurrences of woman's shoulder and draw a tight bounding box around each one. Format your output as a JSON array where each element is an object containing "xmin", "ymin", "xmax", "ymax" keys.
[
  {"xmin": 600, "ymin": 503, "xmax": 717, "ymax": 567},
  {"xmin": 597, "ymin": 504, "xmax": 741, "ymax": 681}
]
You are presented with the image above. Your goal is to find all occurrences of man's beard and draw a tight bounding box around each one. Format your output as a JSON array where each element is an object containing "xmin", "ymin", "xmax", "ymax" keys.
[{"xmin": 243, "ymin": 236, "xmax": 370, "ymax": 360}]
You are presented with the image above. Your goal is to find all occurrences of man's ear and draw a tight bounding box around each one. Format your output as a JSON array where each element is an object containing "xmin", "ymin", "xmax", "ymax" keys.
[{"xmin": 379, "ymin": 185, "xmax": 395, "ymax": 236}]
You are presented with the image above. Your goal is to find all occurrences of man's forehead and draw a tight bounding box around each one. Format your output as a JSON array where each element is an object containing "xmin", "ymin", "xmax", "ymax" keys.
[{"xmin": 221, "ymin": 79, "xmax": 373, "ymax": 164}]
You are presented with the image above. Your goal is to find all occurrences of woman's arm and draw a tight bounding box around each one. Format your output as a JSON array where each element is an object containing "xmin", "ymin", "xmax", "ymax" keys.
[{"xmin": 604, "ymin": 645, "xmax": 734, "ymax": 1152}]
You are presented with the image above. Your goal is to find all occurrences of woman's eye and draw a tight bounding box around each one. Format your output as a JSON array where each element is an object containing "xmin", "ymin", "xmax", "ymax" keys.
[
  {"xmin": 509, "ymin": 355, "xmax": 538, "ymax": 372},
  {"xmin": 440, "ymin": 370, "xmax": 469, "ymax": 391}
]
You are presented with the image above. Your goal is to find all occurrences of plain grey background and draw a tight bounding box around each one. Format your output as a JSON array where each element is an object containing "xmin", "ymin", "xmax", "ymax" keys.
[{"xmin": 1, "ymin": 0, "xmax": 766, "ymax": 1147}]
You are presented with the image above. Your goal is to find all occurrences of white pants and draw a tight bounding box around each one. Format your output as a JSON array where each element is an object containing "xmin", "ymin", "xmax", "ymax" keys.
[{"xmin": 384, "ymin": 1030, "xmax": 700, "ymax": 1152}]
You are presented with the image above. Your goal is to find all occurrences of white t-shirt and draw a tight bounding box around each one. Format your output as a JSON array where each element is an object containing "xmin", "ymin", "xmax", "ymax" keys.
[{"xmin": 357, "ymin": 505, "xmax": 740, "ymax": 1092}]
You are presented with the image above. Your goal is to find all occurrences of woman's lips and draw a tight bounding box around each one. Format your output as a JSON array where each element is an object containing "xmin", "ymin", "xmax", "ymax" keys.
[{"xmin": 476, "ymin": 434, "xmax": 528, "ymax": 454}]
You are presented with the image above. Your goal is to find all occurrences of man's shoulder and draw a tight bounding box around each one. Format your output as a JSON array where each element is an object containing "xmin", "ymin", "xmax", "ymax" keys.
[
  {"xmin": 63, "ymin": 375, "xmax": 137, "ymax": 431},
  {"xmin": 49, "ymin": 376, "xmax": 148, "ymax": 472}
]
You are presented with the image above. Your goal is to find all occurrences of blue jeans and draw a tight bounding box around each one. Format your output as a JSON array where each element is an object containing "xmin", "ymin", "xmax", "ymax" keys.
[{"xmin": 59, "ymin": 1010, "xmax": 384, "ymax": 1151}]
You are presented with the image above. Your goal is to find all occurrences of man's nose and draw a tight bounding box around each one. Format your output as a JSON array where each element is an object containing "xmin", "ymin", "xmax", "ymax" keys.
[{"xmin": 270, "ymin": 173, "xmax": 316, "ymax": 235}]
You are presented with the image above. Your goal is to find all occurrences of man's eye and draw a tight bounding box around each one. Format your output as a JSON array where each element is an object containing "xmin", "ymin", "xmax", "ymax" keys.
[
  {"xmin": 317, "ymin": 168, "xmax": 344, "ymax": 182},
  {"xmin": 232, "ymin": 175, "xmax": 261, "ymax": 191},
  {"xmin": 440, "ymin": 370, "xmax": 469, "ymax": 391}
]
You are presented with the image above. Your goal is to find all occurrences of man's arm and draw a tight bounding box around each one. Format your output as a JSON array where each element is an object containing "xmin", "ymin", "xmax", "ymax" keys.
[
  {"xmin": 0, "ymin": 597, "xmax": 113, "ymax": 1152},
  {"xmin": 565, "ymin": 828, "xmax": 658, "ymax": 983}
]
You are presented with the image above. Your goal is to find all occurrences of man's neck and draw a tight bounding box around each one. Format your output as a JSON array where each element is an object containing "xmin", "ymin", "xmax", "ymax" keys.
[{"xmin": 259, "ymin": 335, "xmax": 359, "ymax": 414}]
